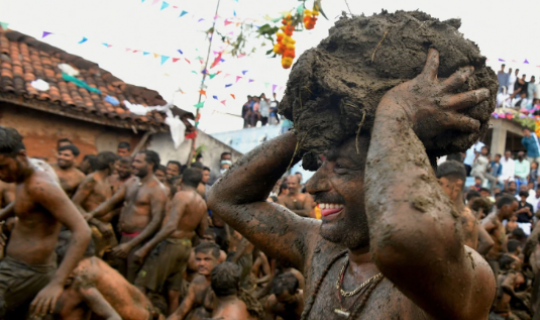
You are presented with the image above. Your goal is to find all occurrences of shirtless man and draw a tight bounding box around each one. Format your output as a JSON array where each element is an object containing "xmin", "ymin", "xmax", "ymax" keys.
[
  {"xmin": 264, "ymin": 273, "xmax": 304, "ymax": 320},
  {"xmin": 166, "ymin": 160, "xmax": 182, "ymax": 181},
  {"xmin": 108, "ymin": 156, "xmax": 134, "ymax": 194},
  {"xmin": 491, "ymin": 255, "xmax": 527, "ymax": 320},
  {"xmin": 51, "ymin": 231, "xmax": 162, "ymax": 320},
  {"xmin": 436, "ymin": 160, "xmax": 494, "ymax": 255},
  {"xmin": 135, "ymin": 168, "xmax": 208, "ymax": 315},
  {"xmin": 0, "ymin": 180, "xmax": 15, "ymax": 208},
  {"xmin": 53, "ymin": 144, "xmax": 86, "ymax": 197},
  {"xmin": 87, "ymin": 150, "xmax": 167, "ymax": 283},
  {"xmin": 0, "ymin": 126, "xmax": 91, "ymax": 319},
  {"xmin": 483, "ymin": 195, "xmax": 518, "ymax": 277},
  {"xmin": 208, "ymin": 49, "xmax": 495, "ymax": 319},
  {"xmin": 211, "ymin": 262, "xmax": 260, "ymax": 320},
  {"xmin": 277, "ymin": 175, "xmax": 313, "ymax": 217},
  {"xmin": 168, "ymin": 242, "xmax": 221, "ymax": 320},
  {"xmin": 72, "ymin": 151, "xmax": 119, "ymax": 257}
]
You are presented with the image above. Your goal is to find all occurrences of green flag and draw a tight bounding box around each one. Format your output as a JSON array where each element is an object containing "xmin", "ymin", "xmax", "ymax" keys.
[{"xmin": 194, "ymin": 101, "xmax": 205, "ymax": 109}]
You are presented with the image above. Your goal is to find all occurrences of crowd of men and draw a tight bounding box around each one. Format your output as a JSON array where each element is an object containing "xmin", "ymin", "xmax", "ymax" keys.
[
  {"xmin": 496, "ymin": 64, "xmax": 540, "ymax": 109},
  {"xmin": 241, "ymin": 93, "xmax": 294, "ymax": 132},
  {"xmin": 0, "ymin": 127, "xmax": 309, "ymax": 320}
]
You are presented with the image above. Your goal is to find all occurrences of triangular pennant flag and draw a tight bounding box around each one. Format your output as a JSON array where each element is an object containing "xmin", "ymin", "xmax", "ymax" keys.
[
  {"xmin": 234, "ymin": 10, "xmax": 237, "ymax": 16},
  {"xmin": 498, "ymin": 58, "xmax": 505, "ymax": 62},
  {"xmin": 133, "ymin": 50, "xmax": 139, "ymax": 53},
  {"xmin": 225, "ymin": 84, "xmax": 233, "ymax": 88},
  {"xmin": 142, "ymin": 0, "xmax": 145, "ymax": 2},
  {"xmin": 272, "ymin": 84, "xmax": 277, "ymax": 92},
  {"xmin": 42, "ymin": 31, "xmax": 52, "ymax": 38},
  {"xmin": 179, "ymin": 10, "xmax": 188, "ymax": 17},
  {"xmin": 213, "ymin": 95, "xmax": 218, "ymax": 100},
  {"xmin": 512, "ymin": 59, "xmax": 517, "ymax": 62},
  {"xmin": 198, "ymin": 89, "xmax": 207, "ymax": 97},
  {"xmin": 126, "ymin": 48, "xmax": 132, "ymax": 52},
  {"xmin": 264, "ymin": 82, "xmax": 270, "ymax": 89},
  {"xmin": 221, "ymin": 100, "xmax": 227, "ymax": 106},
  {"xmin": 152, "ymin": 0, "xmax": 160, "ymax": 4},
  {"xmin": 230, "ymin": 94, "xmax": 236, "ymax": 99},
  {"xmin": 224, "ymin": 19, "xmax": 233, "ymax": 26},
  {"xmin": 209, "ymin": 74, "xmax": 217, "ymax": 79},
  {"xmin": 236, "ymin": 76, "xmax": 242, "ymax": 83},
  {"xmin": 220, "ymin": 58, "xmax": 225, "ymax": 62},
  {"xmin": 194, "ymin": 101, "xmax": 205, "ymax": 109},
  {"xmin": 0, "ymin": 21, "xmax": 9, "ymax": 30},
  {"xmin": 184, "ymin": 58, "xmax": 191, "ymax": 64},
  {"xmin": 238, "ymin": 54, "xmax": 246, "ymax": 58},
  {"xmin": 224, "ymin": 73, "xmax": 231, "ymax": 79},
  {"xmin": 202, "ymin": 69, "xmax": 208, "ymax": 75},
  {"xmin": 172, "ymin": 57, "xmax": 180, "ymax": 63},
  {"xmin": 160, "ymin": 55, "xmax": 169, "ymax": 65},
  {"xmin": 143, "ymin": 52, "xmax": 150, "ymax": 55},
  {"xmin": 249, "ymin": 79, "xmax": 254, "ymax": 83},
  {"xmin": 524, "ymin": 59, "xmax": 529, "ymax": 64},
  {"xmin": 191, "ymin": 71, "xmax": 198, "ymax": 74},
  {"xmin": 216, "ymin": 71, "xmax": 222, "ymax": 75},
  {"xmin": 198, "ymin": 18, "xmax": 205, "ymax": 22},
  {"xmin": 78, "ymin": 37, "xmax": 88, "ymax": 44},
  {"xmin": 102, "ymin": 43, "xmax": 110, "ymax": 47},
  {"xmin": 242, "ymin": 70, "xmax": 248, "ymax": 75},
  {"xmin": 160, "ymin": 1, "xmax": 169, "ymax": 10},
  {"xmin": 177, "ymin": 49, "xmax": 183, "ymax": 55},
  {"xmin": 153, "ymin": 53, "xmax": 160, "ymax": 58}
]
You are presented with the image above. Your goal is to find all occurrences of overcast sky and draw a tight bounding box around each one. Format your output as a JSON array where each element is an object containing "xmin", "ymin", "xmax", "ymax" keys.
[{"xmin": 2, "ymin": 0, "xmax": 539, "ymax": 133}]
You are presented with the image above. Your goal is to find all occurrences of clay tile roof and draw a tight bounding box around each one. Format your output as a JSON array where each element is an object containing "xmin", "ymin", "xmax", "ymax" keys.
[{"xmin": 0, "ymin": 28, "xmax": 185, "ymax": 132}]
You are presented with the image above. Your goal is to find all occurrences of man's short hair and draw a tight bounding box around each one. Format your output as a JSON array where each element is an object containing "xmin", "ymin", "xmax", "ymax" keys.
[
  {"xmin": 507, "ymin": 239, "xmax": 521, "ymax": 254},
  {"xmin": 137, "ymin": 150, "xmax": 160, "ymax": 172},
  {"xmin": 57, "ymin": 138, "xmax": 72, "ymax": 146},
  {"xmin": 118, "ymin": 156, "xmax": 132, "ymax": 165},
  {"xmin": 497, "ymin": 194, "xmax": 517, "ymax": 209},
  {"xmin": 82, "ymin": 154, "xmax": 98, "ymax": 170},
  {"xmin": 499, "ymin": 254, "xmax": 517, "ymax": 271},
  {"xmin": 272, "ymin": 272, "xmax": 299, "ymax": 296},
  {"xmin": 157, "ymin": 164, "xmax": 166, "ymax": 173},
  {"xmin": 519, "ymin": 190, "xmax": 529, "ymax": 197},
  {"xmin": 436, "ymin": 160, "xmax": 466, "ymax": 182},
  {"xmin": 211, "ymin": 262, "xmax": 241, "ymax": 297},
  {"xmin": 94, "ymin": 151, "xmax": 118, "ymax": 171},
  {"xmin": 479, "ymin": 188, "xmax": 491, "ymax": 194},
  {"xmin": 221, "ymin": 152, "xmax": 232, "ymax": 159},
  {"xmin": 195, "ymin": 242, "xmax": 220, "ymax": 259},
  {"xmin": 167, "ymin": 160, "xmax": 182, "ymax": 171},
  {"xmin": 191, "ymin": 161, "xmax": 204, "ymax": 169},
  {"xmin": 118, "ymin": 142, "xmax": 131, "ymax": 150},
  {"xmin": 512, "ymin": 227, "xmax": 527, "ymax": 240},
  {"xmin": 203, "ymin": 166, "xmax": 211, "ymax": 172},
  {"xmin": 466, "ymin": 190, "xmax": 481, "ymax": 202},
  {"xmin": 0, "ymin": 126, "xmax": 25, "ymax": 156},
  {"xmin": 183, "ymin": 168, "xmax": 203, "ymax": 188},
  {"xmin": 495, "ymin": 153, "xmax": 502, "ymax": 158},
  {"xmin": 523, "ymin": 127, "xmax": 531, "ymax": 132},
  {"xmin": 58, "ymin": 144, "xmax": 80, "ymax": 157}
]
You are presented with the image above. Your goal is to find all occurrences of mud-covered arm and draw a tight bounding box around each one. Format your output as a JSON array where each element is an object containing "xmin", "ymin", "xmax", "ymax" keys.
[
  {"xmin": 477, "ymin": 224, "xmax": 495, "ymax": 256},
  {"xmin": 365, "ymin": 49, "xmax": 495, "ymax": 320},
  {"xmin": 71, "ymin": 175, "xmax": 95, "ymax": 211},
  {"xmin": 80, "ymin": 286, "xmax": 121, "ymax": 320},
  {"xmin": 207, "ymin": 131, "xmax": 319, "ymax": 271},
  {"xmin": 0, "ymin": 201, "xmax": 15, "ymax": 221},
  {"xmin": 167, "ymin": 281, "xmax": 198, "ymax": 320},
  {"xmin": 89, "ymin": 182, "xmax": 127, "ymax": 219},
  {"xmin": 294, "ymin": 196, "xmax": 315, "ymax": 218},
  {"xmin": 124, "ymin": 187, "xmax": 166, "ymax": 249}
]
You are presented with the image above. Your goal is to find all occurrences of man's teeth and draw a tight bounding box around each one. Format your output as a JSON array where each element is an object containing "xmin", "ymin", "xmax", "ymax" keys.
[{"xmin": 319, "ymin": 203, "xmax": 344, "ymax": 210}]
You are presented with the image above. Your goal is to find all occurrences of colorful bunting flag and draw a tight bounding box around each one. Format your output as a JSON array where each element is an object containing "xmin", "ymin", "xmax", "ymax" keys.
[
  {"xmin": 102, "ymin": 43, "xmax": 112, "ymax": 48},
  {"xmin": 194, "ymin": 101, "xmax": 205, "ymax": 109},
  {"xmin": 272, "ymin": 84, "xmax": 277, "ymax": 92},
  {"xmin": 224, "ymin": 74, "xmax": 231, "ymax": 79},
  {"xmin": 172, "ymin": 57, "xmax": 180, "ymax": 63},
  {"xmin": 152, "ymin": 0, "xmax": 160, "ymax": 4},
  {"xmin": 498, "ymin": 58, "xmax": 505, "ymax": 62},
  {"xmin": 209, "ymin": 74, "xmax": 217, "ymax": 79},
  {"xmin": 42, "ymin": 31, "xmax": 52, "ymax": 38},
  {"xmin": 524, "ymin": 59, "xmax": 529, "ymax": 64},
  {"xmin": 198, "ymin": 18, "xmax": 205, "ymax": 22},
  {"xmin": 224, "ymin": 19, "xmax": 233, "ymax": 26},
  {"xmin": 177, "ymin": 49, "xmax": 183, "ymax": 55},
  {"xmin": 160, "ymin": 1, "xmax": 169, "ymax": 10},
  {"xmin": 242, "ymin": 70, "xmax": 248, "ymax": 75},
  {"xmin": 211, "ymin": 51, "xmax": 224, "ymax": 68},
  {"xmin": 213, "ymin": 95, "xmax": 218, "ymax": 100},
  {"xmin": 236, "ymin": 76, "xmax": 242, "ymax": 83},
  {"xmin": 179, "ymin": 10, "xmax": 188, "ymax": 17},
  {"xmin": 133, "ymin": 50, "xmax": 139, "ymax": 53},
  {"xmin": 230, "ymin": 94, "xmax": 236, "ymax": 99},
  {"xmin": 78, "ymin": 37, "xmax": 88, "ymax": 44},
  {"xmin": 234, "ymin": 10, "xmax": 237, "ymax": 16},
  {"xmin": 249, "ymin": 79, "xmax": 254, "ymax": 83},
  {"xmin": 0, "ymin": 22, "xmax": 8, "ymax": 30},
  {"xmin": 191, "ymin": 71, "xmax": 198, "ymax": 74},
  {"xmin": 184, "ymin": 58, "xmax": 191, "ymax": 64},
  {"xmin": 221, "ymin": 100, "xmax": 227, "ymax": 106},
  {"xmin": 153, "ymin": 53, "xmax": 160, "ymax": 58},
  {"xmin": 160, "ymin": 55, "xmax": 169, "ymax": 65},
  {"xmin": 143, "ymin": 52, "xmax": 150, "ymax": 55},
  {"xmin": 198, "ymin": 89, "xmax": 207, "ymax": 97},
  {"xmin": 126, "ymin": 48, "xmax": 132, "ymax": 52},
  {"xmin": 264, "ymin": 82, "xmax": 269, "ymax": 89},
  {"xmin": 225, "ymin": 84, "xmax": 233, "ymax": 88}
]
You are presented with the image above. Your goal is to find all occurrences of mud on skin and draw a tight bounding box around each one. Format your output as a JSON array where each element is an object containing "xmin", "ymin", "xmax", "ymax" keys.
[{"xmin": 279, "ymin": 10, "xmax": 497, "ymax": 169}]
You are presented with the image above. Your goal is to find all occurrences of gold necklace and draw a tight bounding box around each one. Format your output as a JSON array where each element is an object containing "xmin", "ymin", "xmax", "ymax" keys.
[{"xmin": 335, "ymin": 258, "xmax": 383, "ymax": 297}]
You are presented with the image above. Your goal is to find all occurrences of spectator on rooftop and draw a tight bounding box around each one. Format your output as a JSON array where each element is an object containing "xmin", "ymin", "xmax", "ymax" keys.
[
  {"xmin": 521, "ymin": 127, "xmax": 540, "ymax": 164},
  {"xmin": 514, "ymin": 151, "xmax": 530, "ymax": 191}
]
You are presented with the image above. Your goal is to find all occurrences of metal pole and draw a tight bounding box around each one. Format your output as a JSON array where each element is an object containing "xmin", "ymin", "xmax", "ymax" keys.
[{"xmin": 186, "ymin": 0, "xmax": 222, "ymax": 167}]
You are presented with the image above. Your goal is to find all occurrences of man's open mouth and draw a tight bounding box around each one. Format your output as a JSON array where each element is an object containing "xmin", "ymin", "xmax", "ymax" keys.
[{"xmin": 318, "ymin": 203, "xmax": 344, "ymax": 217}]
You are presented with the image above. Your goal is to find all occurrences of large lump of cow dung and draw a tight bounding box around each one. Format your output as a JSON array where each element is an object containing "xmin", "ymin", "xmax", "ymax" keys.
[{"xmin": 279, "ymin": 10, "xmax": 497, "ymax": 170}]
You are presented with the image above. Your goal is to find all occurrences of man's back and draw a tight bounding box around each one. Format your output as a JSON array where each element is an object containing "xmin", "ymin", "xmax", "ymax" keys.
[
  {"xmin": 171, "ymin": 189, "xmax": 207, "ymax": 239},
  {"xmin": 212, "ymin": 296, "xmax": 253, "ymax": 320}
]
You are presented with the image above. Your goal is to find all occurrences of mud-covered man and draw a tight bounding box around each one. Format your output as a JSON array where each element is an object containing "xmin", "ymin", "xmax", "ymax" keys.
[
  {"xmin": 53, "ymin": 144, "xmax": 86, "ymax": 197},
  {"xmin": 436, "ymin": 160, "xmax": 494, "ymax": 255},
  {"xmin": 87, "ymin": 150, "xmax": 167, "ymax": 283},
  {"xmin": 135, "ymin": 168, "xmax": 208, "ymax": 315},
  {"xmin": 72, "ymin": 151, "xmax": 119, "ymax": 257},
  {"xmin": 264, "ymin": 272, "xmax": 304, "ymax": 320},
  {"xmin": 0, "ymin": 126, "xmax": 91, "ymax": 319},
  {"xmin": 277, "ymin": 175, "xmax": 314, "ymax": 218},
  {"xmin": 483, "ymin": 195, "xmax": 519, "ymax": 276},
  {"xmin": 108, "ymin": 156, "xmax": 134, "ymax": 194},
  {"xmin": 209, "ymin": 49, "xmax": 496, "ymax": 319}
]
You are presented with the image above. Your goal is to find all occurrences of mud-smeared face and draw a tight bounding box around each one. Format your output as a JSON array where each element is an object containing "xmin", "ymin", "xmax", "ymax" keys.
[
  {"xmin": 196, "ymin": 251, "xmax": 218, "ymax": 276},
  {"xmin": 438, "ymin": 177, "xmax": 463, "ymax": 202},
  {"xmin": 306, "ymin": 137, "xmax": 370, "ymax": 250},
  {"xmin": 57, "ymin": 149, "xmax": 75, "ymax": 169},
  {"xmin": 155, "ymin": 169, "xmax": 166, "ymax": 183},
  {"xmin": 0, "ymin": 154, "xmax": 20, "ymax": 183},
  {"xmin": 132, "ymin": 153, "xmax": 150, "ymax": 178},
  {"xmin": 116, "ymin": 161, "xmax": 132, "ymax": 179}
]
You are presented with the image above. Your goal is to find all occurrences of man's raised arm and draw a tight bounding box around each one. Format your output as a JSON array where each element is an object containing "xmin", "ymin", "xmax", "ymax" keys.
[
  {"xmin": 365, "ymin": 49, "xmax": 495, "ymax": 320},
  {"xmin": 207, "ymin": 132, "xmax": 318, "ymax": 271}
]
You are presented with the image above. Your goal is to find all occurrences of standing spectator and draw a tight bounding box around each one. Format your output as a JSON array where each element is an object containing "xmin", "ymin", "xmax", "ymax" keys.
[
  {"xmin": 529, "ymin": 161, "xmax": 538, "ymax": 190},
  {"xmin": 490, "ymin": 153, "xmax": 503, "ymax": 187},
  {"xmin": 497, "ymin": 64, "xmax": 509, "ymax": 91},
  {"xmin": 242, "ymin": 96, "xmax": 252, "ymax": 128},
  {"xmin": 516, "ymin": 191, "xmax": 534, "ymax": 235},
  {"xmin": 463, "ymin": 140, "xmax": 485, "ymax": 176},
  {"xmin": 514, "ymin": 151, "xmax": 530, "ymax": 190},
  {"xmin": 528, "ymin": 76, "xmax": 538, "ymax": 106},
  {"xmin": 471, "ymin": 146, "xmax": 498, "ymax": 189},
  {"xmin": 269, "ymin": 93, "xmax": 280, "ymax": 125},
  {"xmin": 521, "ymin": 127, "xmax": 540, "ymax": 163},
  {"xmin": 250, "ymin": 96, "xmax": 260, "ymax": 127},
  {"xmin": 117, "ymin": 142, "xmax": 131, "ymax": 157},
  {"xmin": 508, "ymin": 68, "xmax": 517, "ymax": 95},
  {"xmin": 259, "ymin": 93, "xmax": 270, "ymax": 126},
  {"xmin": 497, "ymin": 86, "xmax": 510, "ymax": 108},
  {"xmin": 514, "ymin": 91, "xmax": 528, "ymax": 109},
  {"xmin": 208, "ymin": 152, "xmax": 233, "ymax": 185},
  {"xmin": 537, "ymin": 78, "xmax": 540, "ymax": 100},
  {"xmin": 514, "ymin": 74, "xmax": 528, "ymax": 98},
  {"xmin": 500, "ymin": 150, "xmax": 515, "ymax": 183},
  {"xmin": 280, "ymin": 115, "xmax": 293, "ymax": 134}
]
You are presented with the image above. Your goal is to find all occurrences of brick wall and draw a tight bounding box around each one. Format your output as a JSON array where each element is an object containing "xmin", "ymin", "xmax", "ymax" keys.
[{"xmin": 0, "ymin": 102, "xmax": 142, "ymax": 163}]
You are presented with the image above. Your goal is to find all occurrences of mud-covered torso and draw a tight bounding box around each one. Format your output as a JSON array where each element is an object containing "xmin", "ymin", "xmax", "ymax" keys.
[
  {"xmin": 279, "ymin": 193, "xmax": 307, "ymax": 212},
  {"xmin": 119, "ymin": 178, "xmax": 161, "ymax": 233},
  {"xmin": 303, "ymin": 240, "xmax": 433, "ymax": 320},
  {"xmin": 485, "ymin": 214, "xmax": 506, "ymax": 261}
]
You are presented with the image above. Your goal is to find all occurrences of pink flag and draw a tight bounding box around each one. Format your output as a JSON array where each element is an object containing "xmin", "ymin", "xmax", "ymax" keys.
[
  {"xmin": 221, "ymin": 100, "xmax": 227, "ymax": 106},
  {"xmin": 236, "ymin": 76, "xmax": 242, "ymax": 83}
]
